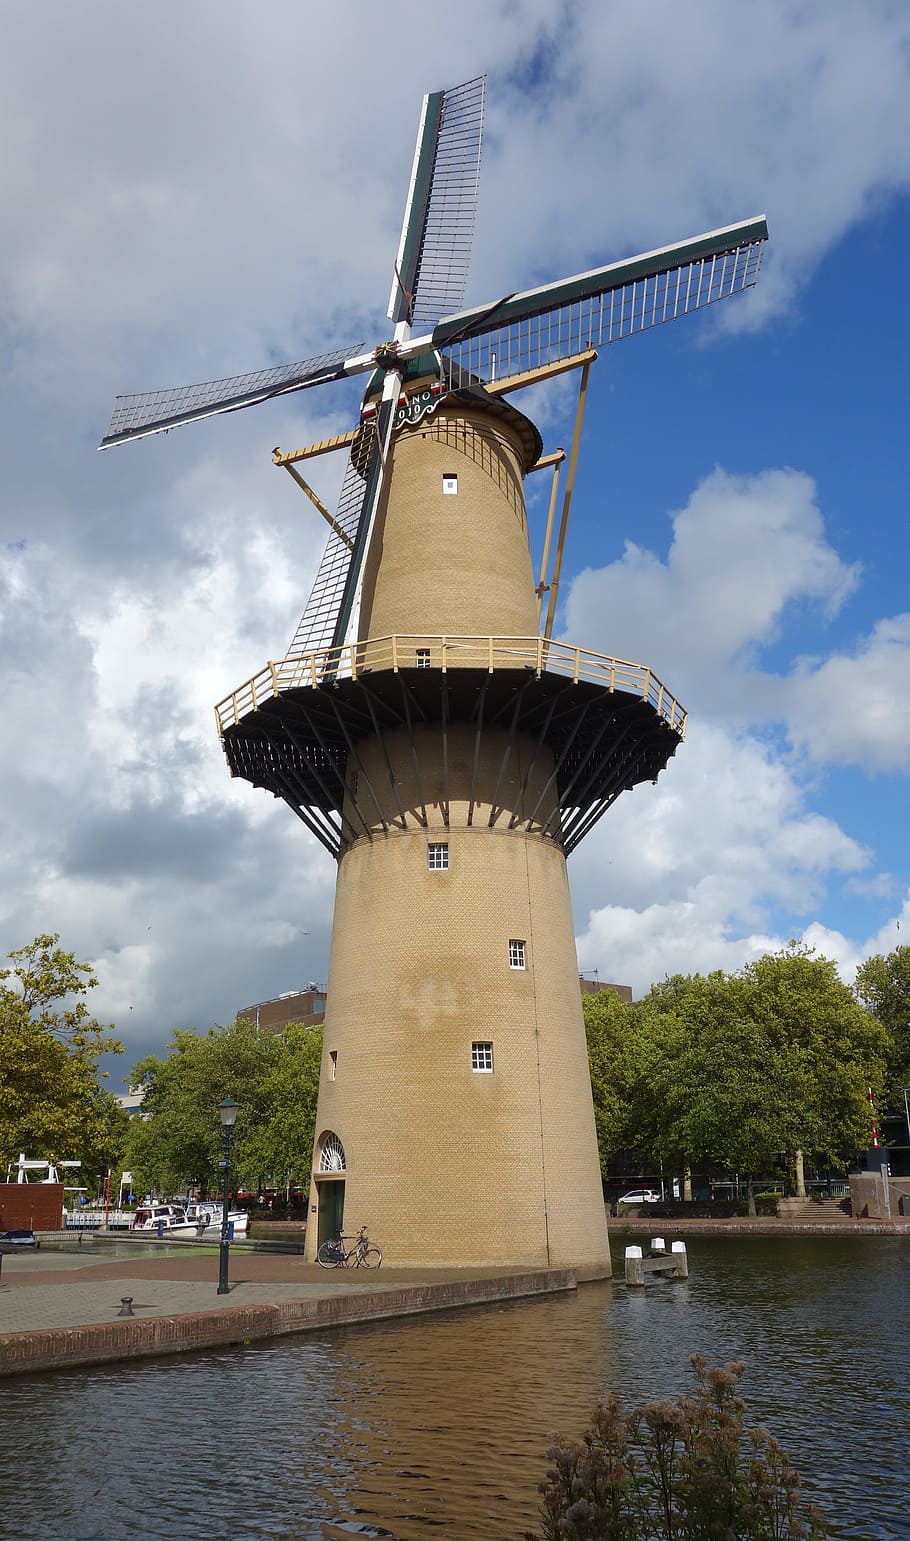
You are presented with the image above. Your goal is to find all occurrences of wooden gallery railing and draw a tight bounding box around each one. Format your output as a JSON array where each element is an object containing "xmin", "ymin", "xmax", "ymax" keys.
[{"xmin": 215, "ymin": 635, "xmax": 687, "ymax": 740}]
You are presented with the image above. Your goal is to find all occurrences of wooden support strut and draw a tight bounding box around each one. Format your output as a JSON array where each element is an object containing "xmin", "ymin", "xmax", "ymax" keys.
[
  {"xmin": 485, "ymin": 348, "xmax": 597, "ymax": 399},
  {"xmin": 543, "ymin": 358, "xmax": 592, "ymax": 643},
  {"xmin": 278, "ymin": 463, "xmax": 354, "ymax": 550},
  {"xmin": 536, "ymin": 452, "xmax": 565, "ymax": 621},
  {"xmin": 272, "ymin": 431, "xmax": 357, "ymax": 466}
]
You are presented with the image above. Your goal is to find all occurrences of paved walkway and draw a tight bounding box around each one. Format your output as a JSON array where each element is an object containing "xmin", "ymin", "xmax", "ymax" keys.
[
  {"xmin": 0, "ymin": 1246, "xmax": 538, "ymax": 1333},
  {"xmin": 0, "ymin": 1244, "xmax": 578, "ymax": 1378}
]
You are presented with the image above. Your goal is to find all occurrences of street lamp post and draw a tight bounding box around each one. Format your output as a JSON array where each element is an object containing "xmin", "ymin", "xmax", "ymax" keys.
[{"xmin": 217, "ymin": 1096, "xmax": 239, "ymax": 1296}]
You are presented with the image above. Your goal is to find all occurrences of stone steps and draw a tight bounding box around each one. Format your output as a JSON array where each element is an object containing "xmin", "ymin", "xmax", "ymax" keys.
[{"xmin": 777, "ymin": 1196, "xmax": 851, "ymax": 1220}]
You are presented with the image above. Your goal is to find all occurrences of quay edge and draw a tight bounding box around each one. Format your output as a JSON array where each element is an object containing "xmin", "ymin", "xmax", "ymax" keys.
[{"xmin": 0, "ymin": 1267, "xmax": 576, "ymax": 1380}]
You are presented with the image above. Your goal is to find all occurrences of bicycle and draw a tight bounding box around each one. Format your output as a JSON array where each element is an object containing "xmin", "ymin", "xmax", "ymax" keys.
[{"xmin": 316, "ymin": 1224, "xmax": 382, "ymax": 1269}]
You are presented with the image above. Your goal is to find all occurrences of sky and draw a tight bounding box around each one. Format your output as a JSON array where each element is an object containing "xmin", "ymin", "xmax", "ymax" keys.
[{"xmin": 2, "ymin": 1, "xmax": 910, "ymax": 1082}]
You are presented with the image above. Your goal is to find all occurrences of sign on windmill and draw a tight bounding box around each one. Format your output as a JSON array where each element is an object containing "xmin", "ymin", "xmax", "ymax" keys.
[{"xmin": 100, "ymin": 76, "xmax": 768, "ymax": 1274}]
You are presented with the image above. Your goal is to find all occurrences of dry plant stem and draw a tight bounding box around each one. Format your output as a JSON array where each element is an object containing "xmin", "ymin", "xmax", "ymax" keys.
[{"xmin": 525, "ymin": 1356, "xmax": 828, "ymax": 1541}]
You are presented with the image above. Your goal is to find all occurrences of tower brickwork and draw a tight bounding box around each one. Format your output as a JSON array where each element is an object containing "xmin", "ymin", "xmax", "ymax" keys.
[
  {"xmin": 305, "ymin": 394, "xmax": 610, "ymax": 1271},
  {"xmin": 218, "ymin": 385, "xmax": 685, "ymax": 1274}
]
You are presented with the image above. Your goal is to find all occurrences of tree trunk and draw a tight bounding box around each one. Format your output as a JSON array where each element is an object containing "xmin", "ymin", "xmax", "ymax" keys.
[
  {"xmin": 794, "ymin": 1149, "xmax": 806, "ymax": 1198},
  {"xmin": 683, "ymin": 1165, "xmax": 693, "ymax": 1202},
  {"xmin": 747, "ymin": 1178, "xmax": 757, "ymax": 1217}
]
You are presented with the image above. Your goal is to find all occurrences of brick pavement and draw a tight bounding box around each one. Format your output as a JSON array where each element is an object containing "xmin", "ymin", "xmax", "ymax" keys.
[{"xmin": 0, "ymin": 1243, "xmax": 578, "ymax": 1378}]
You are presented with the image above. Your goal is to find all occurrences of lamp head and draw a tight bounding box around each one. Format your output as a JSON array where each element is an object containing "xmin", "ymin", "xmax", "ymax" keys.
[{"xmin": 218, "ymin": 1096, "xmax": 240, "ymax": 1129}]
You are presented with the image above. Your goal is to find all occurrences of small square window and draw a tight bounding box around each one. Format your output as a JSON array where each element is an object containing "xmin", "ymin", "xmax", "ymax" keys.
[
  {"xmin": 442, "ymin": 473, "xmax": 458, "ymax": 495},
  {"xmin": 428, "ymin": 842, "xmax": 449, "ymax": 870},
  {"xmin": 329, "ymin": 1050, "xmax": 337, "ymax": 1081},
  {"xmin": 416, "ymin": 648, "xmax": 431, "ymax": 669},
  {"xmin": 509, "ymin": 939, "xmax": 526, "ymax": 970},
  {"xmin": 472, "ymin": 1041, "xmax": 493, "ymax": 1073}
]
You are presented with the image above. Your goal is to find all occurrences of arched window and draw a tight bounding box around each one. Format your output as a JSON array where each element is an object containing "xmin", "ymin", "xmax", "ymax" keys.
[{"xmin": 319, "ymin": 1132, "xmax": 346, "ymax": 1172}]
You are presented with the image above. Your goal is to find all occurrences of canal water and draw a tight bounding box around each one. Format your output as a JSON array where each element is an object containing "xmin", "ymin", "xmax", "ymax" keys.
[{"xmin": 0, "ymin": 1236, "xmax": 906, "ymax": 1540}]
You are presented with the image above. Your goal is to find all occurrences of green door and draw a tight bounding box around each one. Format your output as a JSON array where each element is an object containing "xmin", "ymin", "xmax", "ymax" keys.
[{"xmin": 317, "ymin": 1178, "xmax": 345, "ymax": 1247}]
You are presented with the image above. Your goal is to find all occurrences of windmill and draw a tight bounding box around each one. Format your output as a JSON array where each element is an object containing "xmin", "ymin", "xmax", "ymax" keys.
[{"xmin": 101, "ymin": 76, "xmax": 767, "ymax": 1272}]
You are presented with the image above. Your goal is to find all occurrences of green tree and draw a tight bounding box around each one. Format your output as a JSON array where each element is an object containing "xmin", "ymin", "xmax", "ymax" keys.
[
  {"xmin": 0, "ymin": 934, "xmax": 125, "ymax": 1177},
  {"xmin": 125, "ymin": 1019, "xmax": 323, "ymax": 1198},
  {"xmin": 739, "ymin": 946, "xmax": 888, "ymax": 1174},
  {"xmin": 854, "ymin": 944, "xmax": 910, "ymax": 1113},
  {"xmin": 611, "ymin": 949, "xmax": 889, "ymax": 1210},
  {"xmin": 634, "ymin": 971, "xmax": 746, "ymax": 1191},
  {"xmin": 242, "ymin": 1023, "xmax": 323, "ymax": 1194},
  {"xmin": 583, "ymin": 987, "xmax": 640, "ymax": 1175}
]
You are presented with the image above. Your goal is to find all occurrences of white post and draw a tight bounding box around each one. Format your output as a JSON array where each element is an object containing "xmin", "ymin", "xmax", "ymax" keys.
[
  {"xmin": 624, "ymin": 1244, "xmax": 644, "ymax": 1286},
  {"xmin": 651, "ymin": 1236, "xmax": 666, "ymax": 1253},
  {"xmin": 671, "ymin": 1240, "xmax": 688, "ymax": 1279}
]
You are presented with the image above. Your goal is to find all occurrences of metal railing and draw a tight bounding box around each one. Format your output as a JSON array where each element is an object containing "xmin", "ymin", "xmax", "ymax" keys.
[
  {"xmin": 215, "ymin": 634, "xmax": 686, "ymax": 739},
  {"xmin": 64, "ymin": 1209, "xmax": 133, "ymax": 1229}
]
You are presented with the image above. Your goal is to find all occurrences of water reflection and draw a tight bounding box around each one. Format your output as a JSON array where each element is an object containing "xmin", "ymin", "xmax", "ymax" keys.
[{"xmin": 0, "ymin": 1237, "xmax": 907, "ymax": 1540}]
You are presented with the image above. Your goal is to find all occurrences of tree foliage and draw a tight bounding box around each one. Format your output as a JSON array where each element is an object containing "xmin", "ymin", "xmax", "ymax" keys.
[
  {"xmin": 854, "ymin": 944, "xmax": 910, "ymax": 1112},
  {"xmin": 584, "ymin": 946, "xmax": 890, "ymax": 1190},
  {"xmin": 583, "ymin": 987, "xmax": 640, "ymax": 1176},
  {"xmin": 0, "ymin": 934, "xmax": 127, "ymax": 1181},
  {"xmin": 125, "ymin": 1019, "xmax": 323, "ymax": 1197}
]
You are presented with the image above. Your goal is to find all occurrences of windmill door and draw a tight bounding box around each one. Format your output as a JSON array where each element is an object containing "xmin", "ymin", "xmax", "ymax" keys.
[{"xmin": 316, "ymin": 1177, "xmax": 345, "ymax": 1247}]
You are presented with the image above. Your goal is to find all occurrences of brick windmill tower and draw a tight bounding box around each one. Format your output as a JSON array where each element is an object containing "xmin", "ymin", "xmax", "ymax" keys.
[{"xmin": 102, "ymin": 78, "xmax": 767, "ymax": 1273}]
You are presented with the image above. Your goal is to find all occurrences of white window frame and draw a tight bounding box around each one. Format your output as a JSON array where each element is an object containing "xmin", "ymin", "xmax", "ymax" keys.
[
  {"xmin": 442, "ymin": 473, "xmax": 458, "ymax": 495},
  {"xmin": 471, "ymin": 1041, "xmax": 494, "ymax": 1073},
  {"xmin": 509, "ymin": 939, "xmax": 526, "ymax": 970},
  {"xmin": 329, "ymin": 1050, "xmax": 337, "ymax": 1081},
  {"xmin": 427, "ymin": 842, "xmax": 449, "ymax": 870},
  {"xmin": 319, "ymin": 1132, "xmax": 346, "ymax": 1172},
  {"xmin": 416, "ymin": 648, "xmax": 431, "ymax": 669}
]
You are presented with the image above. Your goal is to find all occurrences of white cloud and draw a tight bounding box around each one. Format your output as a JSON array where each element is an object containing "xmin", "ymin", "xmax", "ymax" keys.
[
  {"xmin": 564, "ymin": 466, "xmax": 858, "ymax": 704},
  {"xmin": 3, "ymin": 2, "xmax": 910, "ymax": 1059},
  {"xmin": 570, "ymin": 721, "xmax": 870, "ymax": 993},
  {"xmin": 797, "ymin": 892, "xmax": 910, "ymax": 987},
  {"xmin": 564, "ymin": 466, "xmax": 910, "ymax": 774},
  {"xmin": 787, "ymin": 615, "xmax": 910, "ymax": 771}
]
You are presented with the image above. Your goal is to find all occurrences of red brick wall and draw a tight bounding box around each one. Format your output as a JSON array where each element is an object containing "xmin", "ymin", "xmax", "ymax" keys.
[{"xmin": 0, "ymin": 1184, "xmax": 64, "ymax": 1231}]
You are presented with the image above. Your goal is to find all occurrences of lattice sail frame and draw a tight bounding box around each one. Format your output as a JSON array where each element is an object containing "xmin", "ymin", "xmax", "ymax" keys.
[
  {"xmin": 287, "ymin": 455, "xmax": 371, "ymax": 656},
  {"xmin": 101, "ymin": 344, "xmax": 364, "ymax": 448},
  {"xmin": 389, "ymin": 75, "xmax": 485, "ymax": 328},
  {"xmin": 284, "ymin": 224, "xmax": 766, "ymax": 656},
  {"xmin": 435, "ymin": 227, "xmax": 766, "ymax": 388}
]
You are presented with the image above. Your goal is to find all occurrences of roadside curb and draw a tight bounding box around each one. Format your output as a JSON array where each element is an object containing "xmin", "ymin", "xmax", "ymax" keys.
[{"xmin": 0, "ymin": 1267, "xmax": 576, "ymax": 1379}]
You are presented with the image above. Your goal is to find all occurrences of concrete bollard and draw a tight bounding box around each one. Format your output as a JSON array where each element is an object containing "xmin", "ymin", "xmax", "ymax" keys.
[
  {"xmin": 671, "ymin": 1241, "xmax": 688, "ymax": 1279},
  {"xmin": 651, "ymin": 1237, "xmax": 666, "ymax": 1253},
  {"xmin": 625, "ymin": 1244, "xmax": 645, "ymax": 1286}
]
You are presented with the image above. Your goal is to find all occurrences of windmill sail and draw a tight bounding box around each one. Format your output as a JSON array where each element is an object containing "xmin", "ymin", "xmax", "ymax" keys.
[
  {"xmin": 286, "ymin": 392, "xmax": 398, "ymax": 661},
  {"xmin": 286, "ymin": 455, "xmax": 369, "ymax": 658},
  {"xmin": 388, "ymin": 75, "xmax": 485, "ymax": 329},
  {"xmin": 431, "ymin": 217, "xmax": 768, "ymax": 388},
  {"xmin": 99, "ymin": 343, "xmax": 366, "ymax": 448}
]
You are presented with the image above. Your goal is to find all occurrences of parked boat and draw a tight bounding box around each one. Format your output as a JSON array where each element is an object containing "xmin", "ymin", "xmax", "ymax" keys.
[
  {"xmin": 184, "ymin": 1201, "xmax": 249, "ymax": 1238},
  {"xmin": 0, "ymin": 1228, "xmax": 37, "ymax": 1251},
  {"xmin": 131, "ymin": 1204, "xmax": 199, "ymax": 1238},
  {"xmin": 130, "ymin": 1202, "xmax": 250, "ymax": 1239}
]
